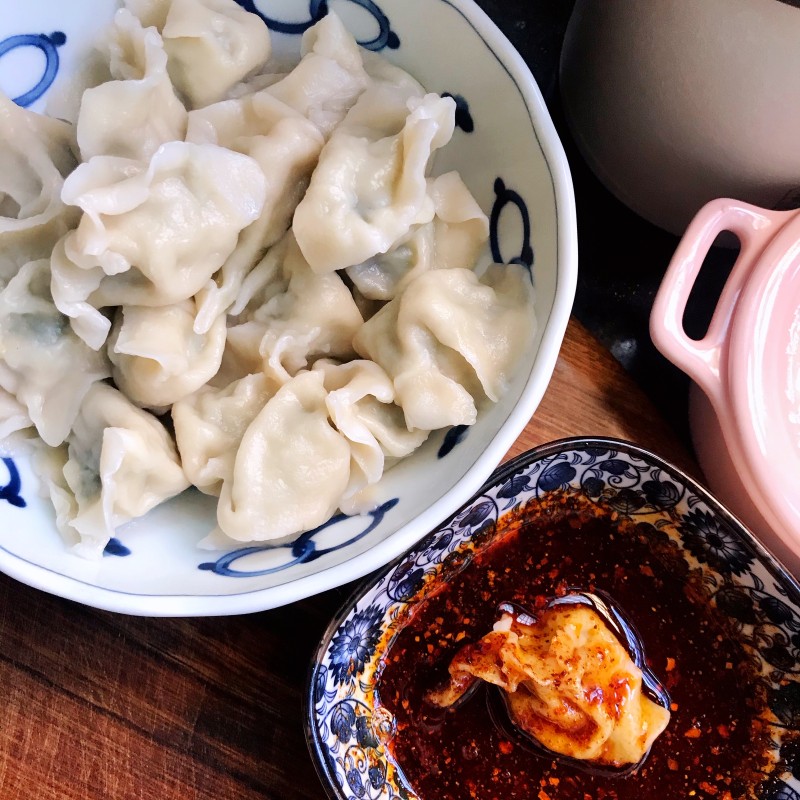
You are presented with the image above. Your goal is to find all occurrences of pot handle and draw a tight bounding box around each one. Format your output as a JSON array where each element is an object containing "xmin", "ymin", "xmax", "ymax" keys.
[{"xmin": 650, "ymin": 198, "xmax": 788, "ymax": 407}]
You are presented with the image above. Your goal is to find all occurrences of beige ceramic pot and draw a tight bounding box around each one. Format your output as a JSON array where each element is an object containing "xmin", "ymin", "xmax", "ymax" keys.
[{"xmin": 560, "ymin": 0, "xmax": 800, "ymax": 235}]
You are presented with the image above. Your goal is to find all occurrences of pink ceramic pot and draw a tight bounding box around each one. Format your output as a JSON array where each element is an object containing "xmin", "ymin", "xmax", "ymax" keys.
[{"xmin": 651, "ymin": 198, "xmax": 800, "ymax": 576}]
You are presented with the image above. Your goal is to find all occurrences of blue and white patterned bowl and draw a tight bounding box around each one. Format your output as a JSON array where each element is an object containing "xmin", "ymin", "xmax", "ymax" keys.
[
  {"xmin": 0, "ymin": 0, "xmax": 576, "ymax": 614},
  {"xmin": 307, "ymin": 437, "xmax": 800, "ymax": 800}
]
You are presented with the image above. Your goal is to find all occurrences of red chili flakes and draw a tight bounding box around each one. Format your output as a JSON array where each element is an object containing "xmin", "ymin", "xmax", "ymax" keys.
[
  {"xmin": 639, "ymin": 565, "xmax": 655, "ymax": 578},
  {"xmin": 699, "ymin": 781, "xmax": 718, "ymax": 795},
  {"xmin": 537, "ymin": 791, "xmax": 551, "ymax": 800},
  {"xmin": 667, "ymin": 759, "xmax": 679, "ymax": 771},
  {"xmin": 716, "ymin": 725, "xmax": 730, "ymax": 739},
  {"xmin": 498, "ymin": 740, "xmax": 514, "ymax": 755},
  {"xmin": 684, "ymin": 726, "xmax": 702, "ymax": 739},
  {"xmin": 665, "ymin": 657, "xmax": 676, "ymax": 672}
]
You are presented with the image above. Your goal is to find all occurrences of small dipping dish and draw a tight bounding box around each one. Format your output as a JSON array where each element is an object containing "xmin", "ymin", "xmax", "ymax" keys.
[{"xmin": 306, "ymin": 437, "xmax": 800, "ymax": 800}]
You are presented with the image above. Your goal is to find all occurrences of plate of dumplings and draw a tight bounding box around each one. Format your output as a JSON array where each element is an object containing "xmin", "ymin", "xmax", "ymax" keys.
[{"xmin": 0, "ymin": 0, "xmax": 576, "ymax": 615}]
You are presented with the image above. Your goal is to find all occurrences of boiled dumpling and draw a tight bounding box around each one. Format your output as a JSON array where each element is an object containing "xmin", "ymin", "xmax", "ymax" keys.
[
  {"xmin": 228, "ymin": 237, "xmax": 288, "ymax": 321},
  {"xmin": 172, "ymin": 372, "xmax": 276, "ymax": 496},
  {"xmin": 214, "ymin": 360, "xmax": 429, "ymax": 542},
  {"xmin": 353, "ymin": 264, "xmax": 535, "ymax": 430},
  {"xmin": 0, "ymin": 387, "xmax": 31, "ymax": 442},
  {"xmin": 345, "ymin": 171, "xmax": 490, "ymax": 301},
  {"xmin": 312, "ymin": 359, "xmax": 429, "ymax": 513},
  {"xmin": 108, "ymin": 299, "xmax": 227, "ymax": 409},
  {"xmin": 49, "ymin": 234, "xmax": 112, "ymax": 351},
  {"xmin": 76, "ymin": 9, "xmax": 187, "ymax": 161},
  {"xmin": 266, "ymin": 12, "xmax": 370, "ymax": 138},
  {"xmin": 213, "ymin": 321, "xmax": 270, "ymax": 388},
  {"xmin": 293, "ymin": 87, "xmax": 456, "ymax": 273},
  {"xmin": 0, "ymin": 260, "xmax": 111, "ymax": 447},
  {"xmin": 33, "ymin": 383, "xmax": 189, "ymax": 558},
  {"xmin": 428, "ymin": 171, "xmax": 491, "ymax": 270},
  {"xmin": 344, "ymin": 223, "xmax": 436, "ymax": 303},
  {"xmin": 0, "ymin": 93, "xmax": 79, "ymax": 283},
  {"xmin": 248, "ymin": 234, "xmax": 364, "ymax": 383},
  {"xmin": 124, "ymin": 0, "xmax": 272, "ymax": 109},
  {"xmin": 186, "ymin": 90, "xmax": 324, "ymax": 332},
  {"xmin": 30, "ymin": 442, "xmax": 79, "ymax": 546},
  {"xmin": 216, "ymin": 369, "xmax": 352, "ymax": 542},
  {"xmin": 215, "ymin": 232, "xmax": 363, "ymax": 386},
  {"xmin": 212, "ymin": 241, "xmax": 289, "ymax": 386},
  {"xmin": 61, "ymin": 141, "xmax": 267, "ymax": 306}
]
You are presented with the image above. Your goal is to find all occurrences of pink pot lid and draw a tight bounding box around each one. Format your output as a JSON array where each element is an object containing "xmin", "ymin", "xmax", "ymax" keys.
[{"xmin": 727, "ymin": 212, "xmax": 800, "ymax": 540}]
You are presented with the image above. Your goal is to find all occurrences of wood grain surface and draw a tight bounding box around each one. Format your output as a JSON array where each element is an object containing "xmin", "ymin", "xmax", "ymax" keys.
[{"xmin": 0, "ymin": 318, "xmax": 698, "ymax": 800}]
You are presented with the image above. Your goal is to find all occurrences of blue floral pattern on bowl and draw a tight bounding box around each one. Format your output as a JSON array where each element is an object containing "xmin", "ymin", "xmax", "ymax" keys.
[{"xmin": 306, "ymin": 437, "xmax": 800, "ymax": 800}]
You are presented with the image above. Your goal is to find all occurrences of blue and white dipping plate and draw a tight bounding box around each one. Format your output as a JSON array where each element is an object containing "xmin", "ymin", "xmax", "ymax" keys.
[
  {"xmin": 0, "ymin": 0, "xmax": 577, "ymax": 614},
  {"xmin": 306, "ymin": 437, "xmax": 800, "ymax": 800}
]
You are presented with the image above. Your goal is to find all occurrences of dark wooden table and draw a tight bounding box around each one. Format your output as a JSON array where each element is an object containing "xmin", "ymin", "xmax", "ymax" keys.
[{"xmin": 0, "ymin": 319, "xmax": 698, "ymax": 800}]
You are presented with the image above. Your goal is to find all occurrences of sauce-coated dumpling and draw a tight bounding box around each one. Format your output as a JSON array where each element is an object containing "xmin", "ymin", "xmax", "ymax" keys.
[{"xmin": 428, "ymin": 605, "xmax": 671, "ymax": 767}]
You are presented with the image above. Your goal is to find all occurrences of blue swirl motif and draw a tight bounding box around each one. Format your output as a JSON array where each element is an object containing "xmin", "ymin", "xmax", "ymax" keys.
[
  {"xmin": 441, "ymin": 92, "xmax": 474, "ymax": 133},
  {"xmin": 0, "ymin": 458, "xmax": 25, "ymax": 509},
  {"xmin": 0, "ymin": 31, "xmax": 66, "ymax": 108},
  {"xmin": 103, "ymin": 537, "xmax": 131, "ymax": 557},
  {"xmin": 490, "ymin": 177, "xmax": 534, "ymax": 272},
  {"xmin": 235, "ymin": 0, "xmax": 399, "ymax": 50},
  {"xmin": 198, "ymin": 498, "xmax": 398, "ymax": 577},
  {"xmin": 437, "ymin": 424, "xmax": 468, "ymax": 458}
]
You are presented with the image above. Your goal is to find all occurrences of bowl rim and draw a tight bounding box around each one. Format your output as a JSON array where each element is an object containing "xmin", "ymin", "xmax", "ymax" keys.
[
  {"xmin": 303, "ymin": 434, "xmax": 800, "ymax": 800},
  {"xmin": 0, "ymin": 0, "xmax": 577, "ymax": 617}
]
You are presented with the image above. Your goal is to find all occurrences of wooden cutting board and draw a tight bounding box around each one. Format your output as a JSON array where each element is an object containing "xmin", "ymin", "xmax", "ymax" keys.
[{"xmin": 0, "ymin": 318, "xmax": 697, "ymax": 800}]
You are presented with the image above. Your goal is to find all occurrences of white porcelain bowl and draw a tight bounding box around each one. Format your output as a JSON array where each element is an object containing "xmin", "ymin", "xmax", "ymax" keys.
[{"xmin": 0, "ymin": 0, "xmax": 576, "ymax": 616}]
